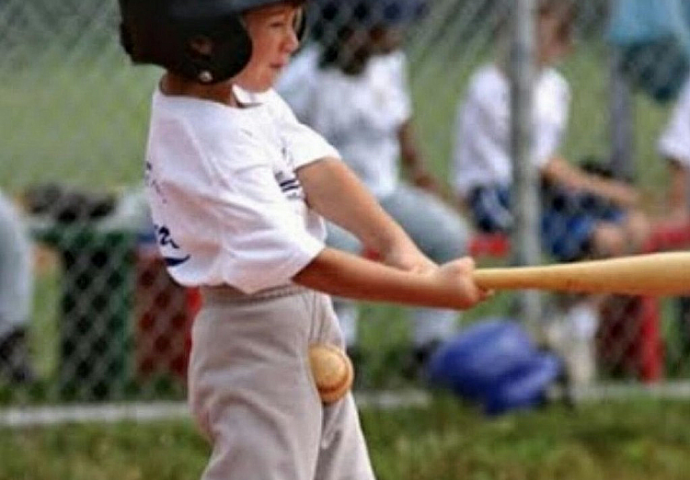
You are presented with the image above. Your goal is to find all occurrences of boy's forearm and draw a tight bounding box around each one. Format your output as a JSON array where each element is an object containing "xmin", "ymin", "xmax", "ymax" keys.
[
  {"xmin": 544, "ymin": 156, "xmax": 628, "ymax": 200},
  {"xmin": 297, "ymin": 158, "xmax": 413, "ymax": 254},
  {"xmin": 293, "ymin": 247, "xmax": 471, "ymax": 310},
  {"xmin": 543, "ymin": 156, "xmax": 591, "ymax": 191},
  {"xmin": 398, "ymin": 121, "xmax": 436, "ymax": 189},
  {"xmin": 398, "ymin": 121, "xmax": 423, "ymax": 172},
  {"xmin": 669, "ymin": 160, "xmax": 690, "ymax": 215}
]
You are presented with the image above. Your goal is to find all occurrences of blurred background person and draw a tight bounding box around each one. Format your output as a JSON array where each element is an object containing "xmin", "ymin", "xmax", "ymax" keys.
[
  {"xmin": 658, "ymin": 76, "xmax": 690, "ymax": 221},
  {"xmin": 278, "ymin": 0, "xmax": 471, "ymax": 379},
  {"xmin": 450, "ymin": 0, "xmax": 651, "ymax": 386},
  {"xmin": 0, "ymin": 190, "xmax": 35, "ymax": 384},
  {"xmin": 657, "ymin": 74, "xmax": 690, "ymax": 358}
]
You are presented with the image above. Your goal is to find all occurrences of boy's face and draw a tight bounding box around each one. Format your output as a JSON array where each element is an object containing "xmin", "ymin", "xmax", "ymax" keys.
[
  {"xmin": 234, "ymin": 3, "xmax": 303, "ymax": 92},
  {"xmin": 336, "ymin": 25, "xmax": 403, "ymax": 75},
  {"xmin": 537, "ymin": 9, "xmax": 574, "ymax": 67}
]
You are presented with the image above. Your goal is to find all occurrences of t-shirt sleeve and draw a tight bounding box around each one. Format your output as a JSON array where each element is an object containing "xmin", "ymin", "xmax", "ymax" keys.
[
  {"xmin": 451, "ymin": 74, "xmax": 510, "ymax": 195},
  {"xmin": 211, "ymin": 157, "xmax": 325, "ymax": 293},
  {"xmin": 163, "ymin": 129, "xmax": 325, "ymax": 294},
  {"xmin": 384, "ymin": 52, "xmax": 413, "ymax": 122},
  {"xmin": 533, "ymin": 74, "xmax": 570, "ymax": 169},
  {"xmin": 266, "ymin": 90, "xmax": 341, "ymax": 168},
  {"xmin": 658, "ymin": 80, "xmax": 690, "ymax": 167}
]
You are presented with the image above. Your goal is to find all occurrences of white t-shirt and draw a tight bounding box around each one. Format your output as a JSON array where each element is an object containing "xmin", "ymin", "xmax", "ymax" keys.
[
  {"xmin": 145, "ymin": 86, "xmax": 338, "ymax": 294},
  {"xmin": 451, "ymin": 63, "xmax": 571, "ymax": 197},
  {"xmin": 659, "ymin": 78, "xmax": 690, "ymax": 168},
  {"xmin": 277, "ymin": 46, "xmax": 412, "ymax": 199}
]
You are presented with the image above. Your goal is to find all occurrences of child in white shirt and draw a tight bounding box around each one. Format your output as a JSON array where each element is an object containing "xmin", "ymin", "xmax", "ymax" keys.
[
  {"xmin": 0, "ymin": 191, "xmax": 34, "ymax": 384},
  {"xmin": 658, "ymin": 77, "xmax": 690, "ymax": 221},
  {"xmin": 451, "ymin": 0, "xmax": 650, "ymax": 386},
  {"xmin": 119, "ymin": 0, "xmax": 489, "ymax": 478}
]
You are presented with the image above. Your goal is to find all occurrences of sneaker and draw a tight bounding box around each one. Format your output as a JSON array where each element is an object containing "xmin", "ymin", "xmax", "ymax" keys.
[
  {"xmin": 545, "ymin": 304, "xmax": 599, "ymax": 388},
  {"xmin": 0, "ymin": 328, "xmax": 36, "ymax": 385}
]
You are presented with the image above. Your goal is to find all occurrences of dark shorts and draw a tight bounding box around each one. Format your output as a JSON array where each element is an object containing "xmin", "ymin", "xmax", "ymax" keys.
[{"xmin": 468, "ymin": 185, "xmax": 625, "ymax": 262}]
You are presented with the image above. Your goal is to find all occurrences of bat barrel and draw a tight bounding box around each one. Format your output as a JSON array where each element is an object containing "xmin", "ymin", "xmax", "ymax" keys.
[{"xmin": 473, "ymin": 252, "xmax": 690, "ymax": 296}]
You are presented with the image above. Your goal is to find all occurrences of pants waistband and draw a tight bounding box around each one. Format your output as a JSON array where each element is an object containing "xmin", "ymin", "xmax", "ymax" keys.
[{"xmin": 201, "ymin": 284, "xmax": 307, "ymax": 304}]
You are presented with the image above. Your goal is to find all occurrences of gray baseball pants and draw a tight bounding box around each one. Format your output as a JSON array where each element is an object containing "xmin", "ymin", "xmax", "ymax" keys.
[{"xmin": 189, "ymin": 284, "xmax": 376, "ymax": 480}]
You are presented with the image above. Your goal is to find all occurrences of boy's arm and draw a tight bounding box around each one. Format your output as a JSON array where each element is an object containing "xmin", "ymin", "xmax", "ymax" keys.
[
  {"xmin": 398, "ymin": 120, "xmax": 439, "ymax": 193},
  {"xmin": 542, "ymin": 156, "xmax": 639, "ymax": 207},
  {"xmin": 293, "ymin": 247, "xmax": 489, "ymax": 310},
  {"xmin": 668, "ymin": 159, "xmax": 690, "ymax": 218},
  {"xmin": 296, "ymin": 157, "xmax": 434, "ymax": 272}
]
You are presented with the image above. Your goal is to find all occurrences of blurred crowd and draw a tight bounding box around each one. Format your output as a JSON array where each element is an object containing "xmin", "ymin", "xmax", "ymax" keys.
[{"xmin": 2, "ymin": 0, "xmax": 690, "ymax": 406}]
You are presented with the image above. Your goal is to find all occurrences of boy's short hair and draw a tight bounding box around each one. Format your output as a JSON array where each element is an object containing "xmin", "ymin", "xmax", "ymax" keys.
[
  {"xmin": 537, "ymin": 0, "xmax": 578, "ymax": 23},
  {"xmin": 492, "ymin": 0, "xmax": 577, "ymax": 41},
  {"xmin": 119, "ymin": 0, "xmax": 306, "ymax": 84},
  {"xmin": 537, "ymin": 0, "xmax": 577, "ymax": 45}
]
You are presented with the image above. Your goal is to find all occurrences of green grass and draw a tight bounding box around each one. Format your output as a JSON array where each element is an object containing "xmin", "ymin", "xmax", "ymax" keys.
[
  {"xmin": 0, "ymin": 40, "xmax": 675, "ymax": 195},
  {"xmin": 3, "ymin": 398, "xmax": 690, "ymax": 480},
  {"xmin": 365, "ymin": 397, "xmax": 690, "ymax": 480},
  {"xmin": 407, "ymin": 40, "xmax": 675, "ymax": 193},
  {"xmin": 0, "ymin": 52, "xmax": 160, "ymax": 192}
]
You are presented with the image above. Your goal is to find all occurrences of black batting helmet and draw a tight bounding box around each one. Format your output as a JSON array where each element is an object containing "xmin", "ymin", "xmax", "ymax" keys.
[{"xmin": 119, "ymin": 0, "xmax": 306, "ymax": 84}]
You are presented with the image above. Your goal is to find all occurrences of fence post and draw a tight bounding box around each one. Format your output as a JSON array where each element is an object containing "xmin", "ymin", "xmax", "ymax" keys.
[
  {"xmin": 510, "ymin": 0, "xmax": 542, "ymax": 327},
  {"xmin": 609, "ymin": 48, "xmax": 635, "ymax": 180}
]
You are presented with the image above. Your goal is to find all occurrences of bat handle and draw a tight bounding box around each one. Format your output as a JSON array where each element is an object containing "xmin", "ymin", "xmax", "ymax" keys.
[{"xmin": 473, "ymin": 267, "xmax": 542, "ymax": 291}]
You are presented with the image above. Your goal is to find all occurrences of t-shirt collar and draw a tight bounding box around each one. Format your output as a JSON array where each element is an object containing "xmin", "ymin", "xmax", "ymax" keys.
[{"xmin": 232, "ymin": 85, "xmax": 269, "ymax": 107}]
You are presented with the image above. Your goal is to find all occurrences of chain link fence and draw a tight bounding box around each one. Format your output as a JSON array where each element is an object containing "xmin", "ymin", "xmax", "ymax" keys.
[{"xmin": 1, "ymin": 0, "xmax": 689, "ymax": 422}]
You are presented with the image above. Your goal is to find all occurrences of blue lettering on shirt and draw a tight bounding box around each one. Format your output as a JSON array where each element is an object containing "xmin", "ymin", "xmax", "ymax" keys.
[
  {"xmin": 145, "ymin": 160, "xmax": 166, "ymax": 203},
  {"xmin": 154, "ymin": 223, "xmax": 190, "ymax": 268}
]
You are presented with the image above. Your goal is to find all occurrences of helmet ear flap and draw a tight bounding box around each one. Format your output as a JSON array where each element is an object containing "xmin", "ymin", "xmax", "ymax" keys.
[
  {"xmin": 185, "ymin": 35, "xmax": 215, "ymax": 83},
  {"xmin": 181, "ymin": 15, "xmax": 253, "ymax": 84}
]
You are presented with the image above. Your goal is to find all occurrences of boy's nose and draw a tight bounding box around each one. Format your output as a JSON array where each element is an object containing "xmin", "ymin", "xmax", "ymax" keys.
[{"xmin": 286, "ymin": 29, "xmax": 299, "ymax": 52}]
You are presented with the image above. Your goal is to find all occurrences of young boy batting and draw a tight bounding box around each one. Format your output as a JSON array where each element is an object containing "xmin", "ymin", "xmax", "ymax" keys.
[{"xmin": 118, "ymin": 0, "xmax": 490, "ymax": 478}]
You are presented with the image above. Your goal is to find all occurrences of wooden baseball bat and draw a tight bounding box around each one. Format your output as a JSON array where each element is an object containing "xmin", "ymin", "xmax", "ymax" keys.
[{"xmin": 473, "ymin": 252, "xmax": 690, "ymax": 296}]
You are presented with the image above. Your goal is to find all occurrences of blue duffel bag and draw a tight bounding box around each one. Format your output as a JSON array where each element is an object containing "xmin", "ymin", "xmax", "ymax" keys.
[{"xmin": 426, "ymin": 318, "xmax": 563, "ymax": 416}]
